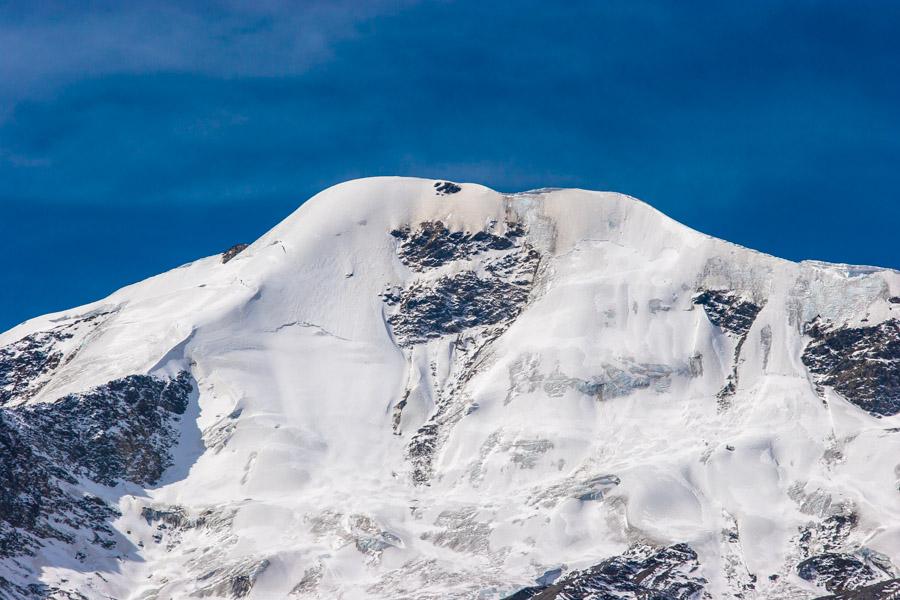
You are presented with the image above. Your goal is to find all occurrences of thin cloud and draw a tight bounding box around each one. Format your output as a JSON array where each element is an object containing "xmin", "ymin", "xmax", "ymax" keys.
[{"xmin": 0, "ymin": 1, "xmax": 413, "ymax": 114}]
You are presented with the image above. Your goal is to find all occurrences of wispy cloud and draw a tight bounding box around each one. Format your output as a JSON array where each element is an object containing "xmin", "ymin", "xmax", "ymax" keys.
[{"xmin": 0, "ymin": 1, "xmax": 412, "ymax": 113}]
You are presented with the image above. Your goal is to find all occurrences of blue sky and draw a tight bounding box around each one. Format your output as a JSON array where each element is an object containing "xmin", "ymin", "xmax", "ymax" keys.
[{"xmin": 1, "ymin": 1, "xmax": 899, "ymax": 330}]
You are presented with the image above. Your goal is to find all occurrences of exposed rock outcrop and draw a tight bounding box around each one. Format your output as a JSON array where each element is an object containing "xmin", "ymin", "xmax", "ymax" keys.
[
  {"xmin": 802, "ymin": 318, "xmax": 900, "ymax": 416},
  {"xmin": 383, "ymin": 221, "xmax": 542, "ymax": 484},
  {"xmin": 387, "ymin": 271, "xmax": 533, "ymax": 347},
  {"xmin": 693, "ymin": 289, "xmax": 765, "ymax": 406},
  {"xmin": 0, "ymin": 412, "xmax": 118, "ymax": 559},
  {"xmin": 433, "ymin": 181, "xmax": 462, "ymax": 195},
  {"xmin": 16, "ymin": 372, "xmax": 193, "ymax": 486},
  {"xmin": 814, "ymin": 578, "xmax": 900, "ymax": 599},
  {"xmin": 221, "ymin": 243, "xmax": 249, "ymax": 264},
  {"xmin": 0, "ymin": 371, "xmax": 194, "ymax": 594},
  {"xmin": 0, "ymin": 312, "xmax": 111, "ymax": 406},
  {"xmin": 390, "ymin": 220, "xmax": 524, "ymax": 271},
  {"xmin": 503, "ymin": 543, "xmax": 709, "ymax": 600},
  {"xmin": 798, "ymin": 553, "xmax": 879, "ymax": 594}
]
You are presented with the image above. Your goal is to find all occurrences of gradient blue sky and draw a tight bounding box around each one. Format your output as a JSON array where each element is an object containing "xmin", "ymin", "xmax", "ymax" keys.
[{"xmin": 1, "ymin": 1, "xmax": 899, "ymax": 330}]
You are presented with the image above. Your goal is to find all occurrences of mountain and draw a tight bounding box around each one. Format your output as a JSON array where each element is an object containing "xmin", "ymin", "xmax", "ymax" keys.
[{"xmin": 1, "ymin": 177, "xmax": 899, "ymax": 600}]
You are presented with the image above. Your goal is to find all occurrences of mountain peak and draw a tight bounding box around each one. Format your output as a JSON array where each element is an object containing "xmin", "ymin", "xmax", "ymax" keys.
[{"xmin": 1, "ymin": 178, "xmax": 899, "ymax": 599}]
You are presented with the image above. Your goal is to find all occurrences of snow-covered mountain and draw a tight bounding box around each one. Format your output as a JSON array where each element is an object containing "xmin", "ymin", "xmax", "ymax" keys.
[{"xmin": 1, "ymin": 177, "xmax": 899, "ymax": 600}]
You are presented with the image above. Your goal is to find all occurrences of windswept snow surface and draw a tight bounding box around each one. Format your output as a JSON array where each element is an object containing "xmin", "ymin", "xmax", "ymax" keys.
[{"xmin": 2, "ymin": 177, "xmax": 900, "ymax": 599}]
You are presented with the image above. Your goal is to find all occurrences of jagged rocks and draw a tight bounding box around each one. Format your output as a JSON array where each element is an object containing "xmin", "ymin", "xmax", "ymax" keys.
[
  {"xmin": 503, "ymin": 543, "xmax": 708, "ymax": 600},
  {"xmin": 408, "ymin": 422, "xmax": 441, "ymax": 485},
  {"xmin": 0, "ymin": 412, "xmax": 118, "ymax": 559},
  {"xmin": 797, "ymin": 553, "xmax": 878, "ymax": 594},
  {"xmin": 793, "ymin": 507, "xmax": 895, "ymax": 596},
  {"xmin": 0, "ymin": 578, "xmax": 89, "ymax": 600},
  {"xmin": 692, "ymin": 290, "xmax": 763, "ymax": 337},
  {"xmin": 0, "ymin": 312, "xmax": 111, "ymax": 406},
  {"xmin": 385, "ymin": 220, "xmax": 537, "ymax": 347},
  {"xmin": 798, "ymin": 513, "xmax": 858, "ymax": 557},
  {"xmin": 506, "ymin": 439, "xmax": 554, "ymax": 469},
  {"xmin": 17, "ymin": 371, "xmax": 193, "ymax": 486},
  {"xmin": 390, "ymin": 220, "xmax": 524, "ymax": 270},
  {"xmin": 142, "ymin": 506, "xmax": 193, "ymax": 529},
  {"xmin": 815, "ymin": 578, "xmax": 900, "ymax": 599},
  {"xmin": 221, "ymin": 243, "xmax": 249, "ymax": 263},
  {"xmin": 385, "ymin": 221, "xmax": 538, "ymax": 348},
  {"xmin": 693, "ymin": 289, "xmax": 764, "ymax": 406},
  {"xmin": 802, "ymin": 318, "xmax": 900, "ymax": 416},
  {"xmin": 0, "ymin": 578, "xmax": 37, "ymax": 600},
  {"xmin": 384, "ymin": 220, "xmax": 541, "ymax": 484},
  {"xmin": 0, "ymin": 370, "xmax": 193, "ymax": 576},
  {"xmin": 433, "ymin": 181, "xmax": 462, "ymax": 195},
  {"xmin": 387, "ymin": 271, "xmax": 532, "ymax": 347},
  {"xmin": 0, "ymin": 330, "xmax": 71, "ymax": 406}
]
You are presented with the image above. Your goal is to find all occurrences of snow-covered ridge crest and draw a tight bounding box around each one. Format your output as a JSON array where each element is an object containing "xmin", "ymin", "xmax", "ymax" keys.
[{"xmin": 1, "ymin": 176, "xmax": 899, "ymax": 599}]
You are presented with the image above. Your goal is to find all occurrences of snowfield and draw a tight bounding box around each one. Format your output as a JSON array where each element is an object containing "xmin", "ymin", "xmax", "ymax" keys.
[{"xmin": 1, "ymin": 177, "xmax": 899, "ymax": 599}]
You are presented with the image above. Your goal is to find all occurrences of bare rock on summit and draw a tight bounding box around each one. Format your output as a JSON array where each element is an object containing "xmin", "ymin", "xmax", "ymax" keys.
[
  {"xmin": 390, "ymin": 220, "xmax": 524, "ymax": 270},
  {"xmin": 222, "ymin": 243, "xmax": 249, "ymax": 263},
  {"xmin": 433, "ymin": 180, "xmax": 462, "ymax": 195}
]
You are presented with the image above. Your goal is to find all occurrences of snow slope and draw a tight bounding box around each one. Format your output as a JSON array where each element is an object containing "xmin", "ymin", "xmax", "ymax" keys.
[{"xmin": 1, "ymin": 177, "xmax": 899, "ymax": 599}]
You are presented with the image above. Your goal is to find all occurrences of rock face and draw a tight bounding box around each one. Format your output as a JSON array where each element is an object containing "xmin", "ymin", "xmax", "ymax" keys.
[
  {"xmin": 390, "ymin": 221, "xmax": 524, "ymax": 270},
  {"xmin": 0, "ymin": 411, "xmax": 118, "ymax": 560},
  {"xmin": 221, "ymin": 243, "xmax": 249, "ymax": 263},
  {"xmin": 1, "ymin": 178, "xmax": 900, "ymax": 599},
  {"xmin": 0, "ymin": 369, "xmax": 193, "ymax": 598},
  {"xmin": 16, "ymin": 372, "xmax": 192, "ymax": 486},
  {"xmin": 503, "ymin": 544, "xmax": 709, "ymax": 600},
  {"xmin": 785, "ymin": 496, "xmax": 897, "ymax": 599},
  {"xmin": 383, "ymin": 220, "xmax": 541, "ymax": 484},
  {"xmin": 814, "ymin": 578, "xmax": 900, "ymax": 599},
  {"xmin": 797, "ymin": 553, "xmax": 878, "ymax": 593},
  {"xmin": 692, "ymin": 289, "xmax": 764, "ymax": 337},
  {"xmin": 0, "ymin": 311, "xmax": 111, "ymax": 406},
  {"xmin": 802, "ymin": 318, "xmax": 900, "ymax": 416},
  {"xmin": 0, "ymin": 327, "xmax": 71, "ymax": 405},
  {"xmin": 433, "ymin": 181, "xmax": 462, "ymax": 195},
  {"xmin": 692, "ymin": 289, "xmax": 764, "ymax": 406},
  {"xmin": 386, "ymin": 270, "xmax": 533, "ymax": 347}
]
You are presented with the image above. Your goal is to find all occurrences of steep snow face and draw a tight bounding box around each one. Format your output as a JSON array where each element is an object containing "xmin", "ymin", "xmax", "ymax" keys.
[{"xmin": 1, "ymin": 177, "xmax": 899, "ymax": 600}]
